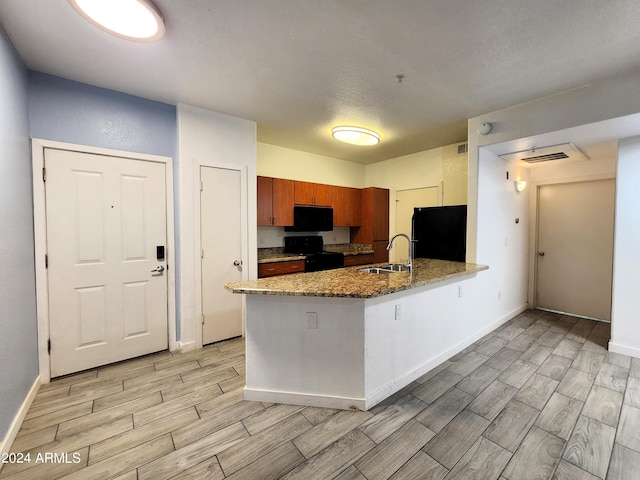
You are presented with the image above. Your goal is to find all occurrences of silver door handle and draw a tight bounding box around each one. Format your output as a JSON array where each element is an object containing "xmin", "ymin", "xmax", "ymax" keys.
[
  {"xmin": 233, "ymin": 260, "xmax": 242, "ymax": 268},
  {"xmin": 538, "ymin": 252, "xmax": 545, "ymax": 257},
  {"xmin": 151, "ymin": 265, "xmax": 165, "ymax": 274}
]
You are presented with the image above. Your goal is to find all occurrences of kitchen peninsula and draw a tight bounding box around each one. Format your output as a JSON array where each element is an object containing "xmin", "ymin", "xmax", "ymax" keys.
[{"xmin": 226, "ymin": 258, "xmax": 488, "ymax": 410}]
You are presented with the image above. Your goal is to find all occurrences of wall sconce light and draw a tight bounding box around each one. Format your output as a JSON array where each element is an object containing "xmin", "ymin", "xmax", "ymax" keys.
[{"xmin": 515, "ymin": 180, "xmax": 527, "ymax": 192}]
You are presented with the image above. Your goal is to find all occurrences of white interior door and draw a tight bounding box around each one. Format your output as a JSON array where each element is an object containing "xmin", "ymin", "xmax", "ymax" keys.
[
  {"xmin": 45, "ymin": 148, "xmax": 168, "ymax": 377},
  {"xmin": 201, "ymin": 166, "xmax": 243, "ymax": 344},
  {"xmin": 536, "ymin": 179, "xmax": 615, "ymax": 321},
  {"xmin": 394, "ymin": 187, "xmax": 439, "ymax": 263}
]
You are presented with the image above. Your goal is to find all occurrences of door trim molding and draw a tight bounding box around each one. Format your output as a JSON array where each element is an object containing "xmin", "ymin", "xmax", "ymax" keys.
[
  {"xmin": 528, "ymin": 173, "xmax": 616, "ymax": 309},
  {"xmin": 193, "ymin": 161, "xmax": 248, "ymax": 349},
  {"xmin": 31, "ymin": 138, "xmax": 177, "ymax": 382}
]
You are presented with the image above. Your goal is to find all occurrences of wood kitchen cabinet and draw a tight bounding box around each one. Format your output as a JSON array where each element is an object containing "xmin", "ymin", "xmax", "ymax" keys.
[
  {"xmin": 258, "ymin": 260, "xmax": 305, "ymax": 278},
  {"xmin": 294, "ymin": 180, "xmax": 332, "ymax": 206},
  {"xmin": 343, "ymin": 254, "xmax": 374, "ymax": 267},
  {"xmin": 332, "ymin": 186, "xmax": 362, "ymax": 227},
  {"xmin": 351, "ymin": 187, "xmax": 390, "ymax": 263},
  {"xmin": 257, "ymin": 176, "xmax": 294, "ymax": 226}
]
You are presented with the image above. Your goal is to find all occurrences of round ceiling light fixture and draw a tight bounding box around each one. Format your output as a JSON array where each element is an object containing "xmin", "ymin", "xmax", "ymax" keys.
[
  {"xmin": 69, "ymin": 0, "xmax": 165, "ymax": 42},
  {"xmin": 331, "ymin": 126, "xmax": 380, "ymax": 146}
]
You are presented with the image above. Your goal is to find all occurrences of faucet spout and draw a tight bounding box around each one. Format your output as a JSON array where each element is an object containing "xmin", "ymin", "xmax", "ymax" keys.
[{"xmin": 387, "ymin": 233, "xmax": 413, "ymax": 270}]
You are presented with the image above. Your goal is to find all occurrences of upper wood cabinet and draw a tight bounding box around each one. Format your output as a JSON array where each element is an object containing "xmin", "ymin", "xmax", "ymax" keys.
[
  {"xmin": 351, "ymin": 187, "xmax": 390, "ymax": 263},
  {"xmin": 294, "ymin": 181, "xmax": 332, "ymax": 206},
  {"xmin": 332, "ymin": 186, "xmax": 362, "ymax": 227},
  {"xmin": 257, "ymin": 176, "xmax": 294, "ymax": 226}
]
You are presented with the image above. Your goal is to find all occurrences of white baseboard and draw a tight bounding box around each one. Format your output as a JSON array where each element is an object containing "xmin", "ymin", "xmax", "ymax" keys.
[
  {"xmin": 609, "ymin": 341, "xmax": 640, "ymax": 359},
  {"xmin": 244, "ymin": 387, "xmax": 366, "ymax": 411},
  {"xmin": 0, "ymin": 375, "xmax": 41, "ymax": 469},
  {"xmin": 176, "ymin": 341, "xmax": 196, "ymax": 353}
]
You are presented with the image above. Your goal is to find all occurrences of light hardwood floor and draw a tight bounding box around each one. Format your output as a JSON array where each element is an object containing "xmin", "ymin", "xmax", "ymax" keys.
[{"xmin": 2, "ymin": 309, "xmax": 639, "ymax": 479}]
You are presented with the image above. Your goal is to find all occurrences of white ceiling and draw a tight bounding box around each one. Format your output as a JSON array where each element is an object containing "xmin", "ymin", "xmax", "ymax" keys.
[{"xmin": 1, "ymin": 0, "xmax": 640, "ymax": 164}]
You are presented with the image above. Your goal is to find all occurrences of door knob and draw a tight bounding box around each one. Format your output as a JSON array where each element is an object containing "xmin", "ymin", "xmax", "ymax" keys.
[
  {"xmin": 233, "ymin": 260, "xmax": 242, "ymax": 267},
  {"xmin": 151, "ymin": 265, "xmax": 165, "ymax": 274},
  {"xmin": 538, "ymin": 252, "xmax": 545, "ymax": 257}
]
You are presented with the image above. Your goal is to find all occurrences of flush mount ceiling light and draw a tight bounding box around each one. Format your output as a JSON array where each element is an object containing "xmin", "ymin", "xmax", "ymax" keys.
[
  {"xmin": 69, "ymin": 0, "xmax": 165, "ymax": 41},
  {"xmin": 331, "ymin": 126, "xmax": 380, "ymax": 146}
]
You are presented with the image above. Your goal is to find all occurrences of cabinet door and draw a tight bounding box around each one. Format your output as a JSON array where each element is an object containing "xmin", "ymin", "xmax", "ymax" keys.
[
  {"xmin": 314, "ymin": 183, "xmax": 332, "ymax": 206},
  {"xmin": 295, "ymin": 181, "xmax": 332, "ymax": 206},
  {"xmin": 257, "ymin": 176, "xmax": 274, "ymax": 226},
  {"xmin": 332, "ymin": 186, "xmax": 349, "ymax": 226},
  {"xmin": 373, "ymin": 241, "xmax": 389, "ymax": 263},
  {"xmin": 372, "ymin": 188, "xmax": 389, "ymax": 241},
  {"xmin": 258, "ymin": 262, "xmax": 284, "ymax": 278},
  {"xmin": 272, "ymin": 178, "xmax": 294, "ymax": 226},
  {"xmin": 294, "ymin": 181, "xmax": 316, "ymax": 205},
  {"xmin": 347, "ymin": 188, "xmax": 362, "ymax": 226}
]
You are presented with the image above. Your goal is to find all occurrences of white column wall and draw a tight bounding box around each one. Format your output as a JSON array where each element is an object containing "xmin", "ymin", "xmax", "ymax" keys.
[
  {"xmin": 177, "ymin": 104, "xmax": 257, "ymax": 349},
  {"xmin": 610, "ymin": 137, "xmax": 640, "ymax": 357}
]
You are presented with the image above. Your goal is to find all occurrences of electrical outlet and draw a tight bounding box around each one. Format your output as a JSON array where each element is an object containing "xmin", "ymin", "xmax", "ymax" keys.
[
  {"xmin": 307, "ymin": 312, "xmax": 318, "ymax": 329},
  {"xmin": 394, "ymin": 304, "xmax": 402, "ymax": 320}
]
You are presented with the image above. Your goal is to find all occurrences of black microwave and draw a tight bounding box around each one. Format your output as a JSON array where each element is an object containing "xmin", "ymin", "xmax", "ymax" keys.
[{"xmin": 285, "ymin": 206, "xmax": 333, "ymax": 232}]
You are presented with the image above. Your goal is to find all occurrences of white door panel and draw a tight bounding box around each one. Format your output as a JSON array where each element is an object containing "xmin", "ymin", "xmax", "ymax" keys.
[
  {"xmin": 201, "ymin": 166, "xmax": 243, "ymax": 344},
  {"xmin": 536, "ymin": 180, "xmax": 615, "ymax": 321},
  {"xmin": 46, "ymin": 148, "xmax": 168, "ymax": 377}
]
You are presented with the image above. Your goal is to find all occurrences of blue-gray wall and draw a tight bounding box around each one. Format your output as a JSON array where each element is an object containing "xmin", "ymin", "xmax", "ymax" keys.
[
  {"xmin": 29, "ymin": 72, "xmax": 177, "ymax": 157},
  {"xmin": 28, "ymin": 72, "xmax": 181, "ymax": 336},
  {"xmin": 0, "ymin": 25, "xmax": 38, "ymax": 440}
]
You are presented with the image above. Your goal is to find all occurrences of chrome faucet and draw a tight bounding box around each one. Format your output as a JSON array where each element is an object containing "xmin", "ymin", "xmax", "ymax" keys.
[{"xmin": 387, "ymin": 233, "xmax": 412, "ymax": 270}]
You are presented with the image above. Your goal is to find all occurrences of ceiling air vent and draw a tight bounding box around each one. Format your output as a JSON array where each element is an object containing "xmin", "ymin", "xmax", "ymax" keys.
[
  {"xmin": 520, "ymin": 151, "xmax": 569, "ymax": 164},
  {"xmin": 457, "ymin": 143, "xmax": 468, "ymax": 155},
  {"xmin": 499, "ymin": 143, "xmax": 588, "ymax": 167}
]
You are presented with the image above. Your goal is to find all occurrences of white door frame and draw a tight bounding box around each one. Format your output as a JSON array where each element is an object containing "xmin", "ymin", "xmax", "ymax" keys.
[
  {"xmin": 527, "ymin": 172, "xmax": 616, "ymax": 310},
  {"xmin": 193, "ymin": 160, "xmax": 248, "ymax": 349},
  {"xmin": 32, "ymin": 138, "xmax": 177, "ymax": 382}
]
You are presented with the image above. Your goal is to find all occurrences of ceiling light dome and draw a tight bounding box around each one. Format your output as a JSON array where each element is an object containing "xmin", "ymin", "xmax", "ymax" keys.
[
  {"xmin": 69, "ymin": 0, "xmax": 165, "ymax": 42},
  {"xmin": 331, "ymin": 126, "xmax": 380, "ymax": 146}
]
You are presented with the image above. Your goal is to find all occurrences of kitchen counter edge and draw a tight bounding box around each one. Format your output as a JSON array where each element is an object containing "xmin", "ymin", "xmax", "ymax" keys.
[{"xmin": 226, "ymin": 258, "xmax": 489, "ymax": 299}]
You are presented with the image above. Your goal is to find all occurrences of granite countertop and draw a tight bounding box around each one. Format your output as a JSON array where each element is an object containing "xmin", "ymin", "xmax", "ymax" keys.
[
  {"xmin": 226, "ymin": 258, "xmax": 488, "ymax": 299},
  {"xmin": 257, "ymin": 244, "xmax": 374, "ymax": 264}
]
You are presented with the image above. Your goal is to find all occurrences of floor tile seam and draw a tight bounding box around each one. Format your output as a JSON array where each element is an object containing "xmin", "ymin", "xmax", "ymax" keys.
[
  {"xmin": 560, "ymin": 380, "xmax": 616, "ymax": 479},
  {"xmin": 502, "ymin": 424, "xmax": 566, "ymax": 480},
  {"xmin": 582, "ymin": 383, "xmax": 625, "ymax": 428}
]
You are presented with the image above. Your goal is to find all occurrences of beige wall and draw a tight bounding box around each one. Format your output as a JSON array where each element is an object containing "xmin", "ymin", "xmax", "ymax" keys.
[
  {"xmin": 257, "ymin": 142, "xmax": 366, "ymax": 187},
  {"xmin": 257, "ymin": 141, "xmax": 469, "ymax": 250}
]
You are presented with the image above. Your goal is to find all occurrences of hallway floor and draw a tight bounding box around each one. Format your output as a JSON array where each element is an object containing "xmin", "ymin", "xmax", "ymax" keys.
[{"xmin": 1, "ymin": 309, "xmax": 639, "ymax": 479}]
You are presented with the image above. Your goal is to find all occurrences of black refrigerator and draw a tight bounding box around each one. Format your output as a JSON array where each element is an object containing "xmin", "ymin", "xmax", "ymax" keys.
[{"xmin": 412, "ymin": 205, "xmax": 467, "ymax": 262}]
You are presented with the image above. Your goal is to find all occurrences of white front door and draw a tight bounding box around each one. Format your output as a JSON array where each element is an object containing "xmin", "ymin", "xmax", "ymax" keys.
[
  {"xmin": 45, "ymin": 148, "xmax": 168, "ymax": 377},
  {"xmin": 200, "ymin": 166, "xmax": 243, "ymax": 344},
  {"xmin": 536, "ymin": 179, "xmax": 615, "ymax": 321}
]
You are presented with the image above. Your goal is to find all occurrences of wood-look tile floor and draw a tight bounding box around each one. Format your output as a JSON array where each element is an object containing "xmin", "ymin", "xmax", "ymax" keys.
[{"xmin": 3, "ymin": 309, "xmax": 640, "ymax": 479}]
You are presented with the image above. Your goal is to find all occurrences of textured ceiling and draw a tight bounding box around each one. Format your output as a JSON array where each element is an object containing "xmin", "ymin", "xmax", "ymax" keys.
[{"xmin": 1, "ymin": 0, "xmax": 640, "ymax": 164}]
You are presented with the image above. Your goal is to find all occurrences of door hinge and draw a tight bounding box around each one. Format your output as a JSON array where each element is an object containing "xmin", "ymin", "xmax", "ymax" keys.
[
  {"xmin": 201, "ymin": 314, "xmax": 205, "ymax": 325},
  {"xmin": 45, "ymin": 253, "xmax": 48, "ymax": 269},
  {"xmin": 47, "ymin": 339, "xmax": 51, "ymax": 354},
  {"xmin": 42, "ymin": 167, "xmax": 46, "ymax": 182},
  {"xmin": 200, "ymin": 181, "xmax": 204, "ymax": 192},
  {"xmin": 201, "ymin": 249, "xmax": 204, "ymax": 259}
]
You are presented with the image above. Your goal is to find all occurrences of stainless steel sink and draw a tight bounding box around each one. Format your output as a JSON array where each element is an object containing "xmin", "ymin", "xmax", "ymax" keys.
[
  {"xmin": 379, "ymin": 264, "xmax": 411, "ymax": 272},
  {"xmin": 359, "ymin": 264, "xmax": 411, "ymax": 274}
]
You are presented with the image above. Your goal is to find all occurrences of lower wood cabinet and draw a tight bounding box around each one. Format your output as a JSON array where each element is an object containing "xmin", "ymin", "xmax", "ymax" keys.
[
  {"xmin": 258, "ymin": 260, "xmax": 305, "ymax": 278},
  {"xmin": 343, "ymin": 254, "xmax": 374, "ymax": 267}
]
